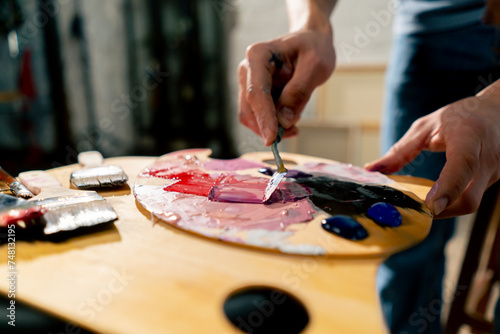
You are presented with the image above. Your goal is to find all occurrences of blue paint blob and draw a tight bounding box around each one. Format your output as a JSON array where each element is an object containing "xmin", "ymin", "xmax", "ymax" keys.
[
  {"xmin": 321, "ymin": 215, "xmax": 368, "ymax": 240},
  {"xmin": 367, "ymin": 202, "xmax": 402, "ymax": 227}
]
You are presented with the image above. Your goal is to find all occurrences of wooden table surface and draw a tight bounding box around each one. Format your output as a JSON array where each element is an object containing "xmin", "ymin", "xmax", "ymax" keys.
[{"xmin": 0, "ymin": 156, "xmax": 434, "ymax": 334}]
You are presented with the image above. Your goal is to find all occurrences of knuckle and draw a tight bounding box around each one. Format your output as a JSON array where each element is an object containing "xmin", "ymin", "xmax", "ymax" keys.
[
  {"xmin": 238, "ymin": 60, "xmax": 248, "ymax": 74},
  {"xmin": 245, "ymin": 86, "xmax": 258, "ymax": 102},
  {"xmin": 245, "ymin": 42, "xmax": 267, "ymax": 58},
  {"xmin": 411, "ymin": 117, "xmax": 426, "ymax": 129},
  {"xmin": 246, "ymin": 85, "xmax": 271, "ymax": 105},
  {"xmin": 409, "ymin": 116, "xmax": 432, "ymax": 133}
]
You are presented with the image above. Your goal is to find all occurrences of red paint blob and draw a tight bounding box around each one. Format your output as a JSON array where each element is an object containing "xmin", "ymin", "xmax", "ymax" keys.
[
  {"xmin": 0, "ymin": 206, "xmax": 45, "ymax": 227},
  {"xmin": 162, "ymin": 171, "xmax": 217, "ymax": 196},
  {"xmin": 144, "ymin": 168, "xmax": 310, "ymax": 204}
]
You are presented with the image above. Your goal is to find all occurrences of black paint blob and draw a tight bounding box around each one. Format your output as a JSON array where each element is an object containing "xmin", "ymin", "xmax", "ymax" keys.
[
  {"xmin": 259, "ymin": 167, "xmax": 313, "ymax": 179},
  {"xmin": 321, "ymin": 215, "xmax": 369, "ymax": 240},
  {"xmin": 223, "ymin": 286, "xmax": 309, "ymax": 334},
  {"xmin": 296, "ymin": 175, "xmax": 423, "ymax": 217}
]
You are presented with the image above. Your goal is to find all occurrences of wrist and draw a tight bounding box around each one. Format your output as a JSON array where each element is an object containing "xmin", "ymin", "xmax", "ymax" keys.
[
  {"xmin": 304, "ymin": 9, "xmax": 333, "ymax": 35},
  {"xmin": 286, "ymin": 0, "xmax": 335, "ymax": 35}
]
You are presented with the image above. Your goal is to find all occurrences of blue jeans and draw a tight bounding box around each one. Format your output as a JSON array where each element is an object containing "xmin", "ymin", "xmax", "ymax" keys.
[{"xmin": 377, "ymin": 23, "xmax": 500, "ymax": 334}]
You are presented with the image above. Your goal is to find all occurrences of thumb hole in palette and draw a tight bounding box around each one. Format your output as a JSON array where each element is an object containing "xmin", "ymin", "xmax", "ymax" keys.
[{"xmin": 223, "ymin": 286, "xmax": 309, "ymax": 334}]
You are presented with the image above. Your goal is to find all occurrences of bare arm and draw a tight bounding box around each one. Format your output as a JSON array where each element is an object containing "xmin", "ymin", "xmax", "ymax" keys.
[
  {"xmin": 238, "ymin": 0, "xmax": 337, "ymax": 145},
  {"xmin": 287, "ymin": 0, "xmax": 337, "ymax": 32}
]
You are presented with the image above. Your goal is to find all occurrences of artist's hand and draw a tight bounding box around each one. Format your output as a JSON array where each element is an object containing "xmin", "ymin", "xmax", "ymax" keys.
[
  {"xmin": 365, "ymin": 84, "xmax": 500, "ymax": 218},
  {"xmin": 238, "ymin": 27, "xmax": 335, "ymax": 146}
]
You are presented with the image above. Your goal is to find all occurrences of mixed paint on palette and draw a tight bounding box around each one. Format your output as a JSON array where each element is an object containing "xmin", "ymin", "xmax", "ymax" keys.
[{"xmin": 134, "ymin": 149, "xmax": 426, "ymax": 255}]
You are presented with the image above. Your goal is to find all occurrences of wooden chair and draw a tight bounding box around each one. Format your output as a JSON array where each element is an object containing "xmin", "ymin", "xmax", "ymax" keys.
[{"xmin": 446, "ymin": 181, "xmax": 500, "ymax": 333}]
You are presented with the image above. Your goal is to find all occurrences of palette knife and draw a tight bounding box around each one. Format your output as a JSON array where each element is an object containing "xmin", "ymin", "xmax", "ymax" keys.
[{"xmin": 263, "ymin": 126, "xmax": 288, "ymax": 202}]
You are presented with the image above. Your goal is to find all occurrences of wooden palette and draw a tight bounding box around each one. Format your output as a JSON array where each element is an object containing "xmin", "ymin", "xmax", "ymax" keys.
[
  {"xmin": 0, "ymin": 154, "xmax": 435, "ymax": 334},
  {"xmin": 134, "ymin": 148, "xmax": 433, "ymax": 258}
]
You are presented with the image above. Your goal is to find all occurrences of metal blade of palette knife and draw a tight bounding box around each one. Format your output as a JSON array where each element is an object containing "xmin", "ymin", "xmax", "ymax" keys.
[{"xmin": 264, "ymin": 126, "xmax": 287, "ymax": 202}]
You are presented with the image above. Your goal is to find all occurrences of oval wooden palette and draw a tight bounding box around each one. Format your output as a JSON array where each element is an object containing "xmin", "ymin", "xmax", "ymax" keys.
[{"xmin": 134, "ymin": 148, "xmax": 433, "ymax": 258}]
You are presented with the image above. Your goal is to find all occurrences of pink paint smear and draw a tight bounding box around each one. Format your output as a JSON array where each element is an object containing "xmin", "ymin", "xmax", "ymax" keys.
[{"xmin": 136, "ymin": 152, "xmax": 316, "ymax": 230}]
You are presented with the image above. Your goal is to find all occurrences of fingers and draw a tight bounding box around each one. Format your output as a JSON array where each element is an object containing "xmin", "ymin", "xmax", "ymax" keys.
[
  {"xmin": 276, "ymin": 50, "xmax": 333, "ymax": 129},
  {"xmin": 238, "ymin": 60, "xmax": 261, "ymax": 136},
  {"xmin": 237, "ymin": 30, "xmax": 335, "ymax": 145},
  {"xmin": 365, "ymin": 118, "xmax": 434, "ymax": 174},
  {"xmin": 365, "ymin": 95, "xmax": 500, "ymax": 219},
  {"xmin": 282, "ymin": 125, "xmax": 299, "ymax": 139},
  {"xmin": 433, "ymin": 172, "xmax": 490, "ymax": 218},
  {"xmin": 245, "ymin": 43, "xmax": 281, "ymax": 145},
  {"xmin": 277, "ymin": 107, "xmax": 301, "ymax": 130},
  {"xmin": 425, "ymin": 130, "xmax": 481, "ymax": 216}
]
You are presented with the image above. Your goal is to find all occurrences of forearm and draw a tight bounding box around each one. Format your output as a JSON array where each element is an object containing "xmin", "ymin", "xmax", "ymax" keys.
[{"xmin": 286, "ymin": 0, "xmax": 337, "ymax": 33}]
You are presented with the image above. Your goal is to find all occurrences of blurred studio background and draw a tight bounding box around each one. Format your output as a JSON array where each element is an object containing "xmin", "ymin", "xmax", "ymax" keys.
[{"xmin": 0, "ymin": 0, "xmax": 391, "ymax": 175}]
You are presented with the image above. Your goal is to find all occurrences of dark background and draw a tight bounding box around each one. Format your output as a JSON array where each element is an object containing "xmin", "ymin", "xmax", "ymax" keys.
[{"xmin": 0, "ymin": 0, "xmax": 237, "ymax": 176}]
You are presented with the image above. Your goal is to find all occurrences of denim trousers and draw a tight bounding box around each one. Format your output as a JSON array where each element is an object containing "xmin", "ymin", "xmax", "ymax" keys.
[{"xmin": 377, "ymin": 22, "xmax": 500, "ymax": 334}]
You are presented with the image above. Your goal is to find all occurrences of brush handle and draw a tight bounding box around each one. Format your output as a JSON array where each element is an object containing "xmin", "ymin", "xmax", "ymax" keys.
[
  {"xmin": 20, "ymin": 171, "xmax": 98, "ymax": 200},
  {"xmin": 78, "ymin": 151, "xmax": 104, "ymax": 167},
  {"xmin": 18, "ymin": 170, "xmax": 117, "ymax": 234},
  {"xmin": 18, "ymin": 171, "xmax": 63, "ymax": 197},
  {"xmin": 0, "ymin": 166, "xmax": 34, "ymax": 198}
]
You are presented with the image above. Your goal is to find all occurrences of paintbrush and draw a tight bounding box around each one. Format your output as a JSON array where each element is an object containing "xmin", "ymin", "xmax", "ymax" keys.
[
  {"xmin": 0, "ymin": 193, "xmax": 45, "ymax": 228},
  {"xmin": 0, "ymin": 166, "xmax": 34, "ymax": 199},
  {"xmin": 19, "ymin": 170, "xmax": 118, "ymax": 234},
  {"xmin": 70, "ymin": 151, "xmax": 128, "ymax": 189},
  {"xmin": 263, "ymin": 126, "xmax": 288, "ymax": 202}
]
